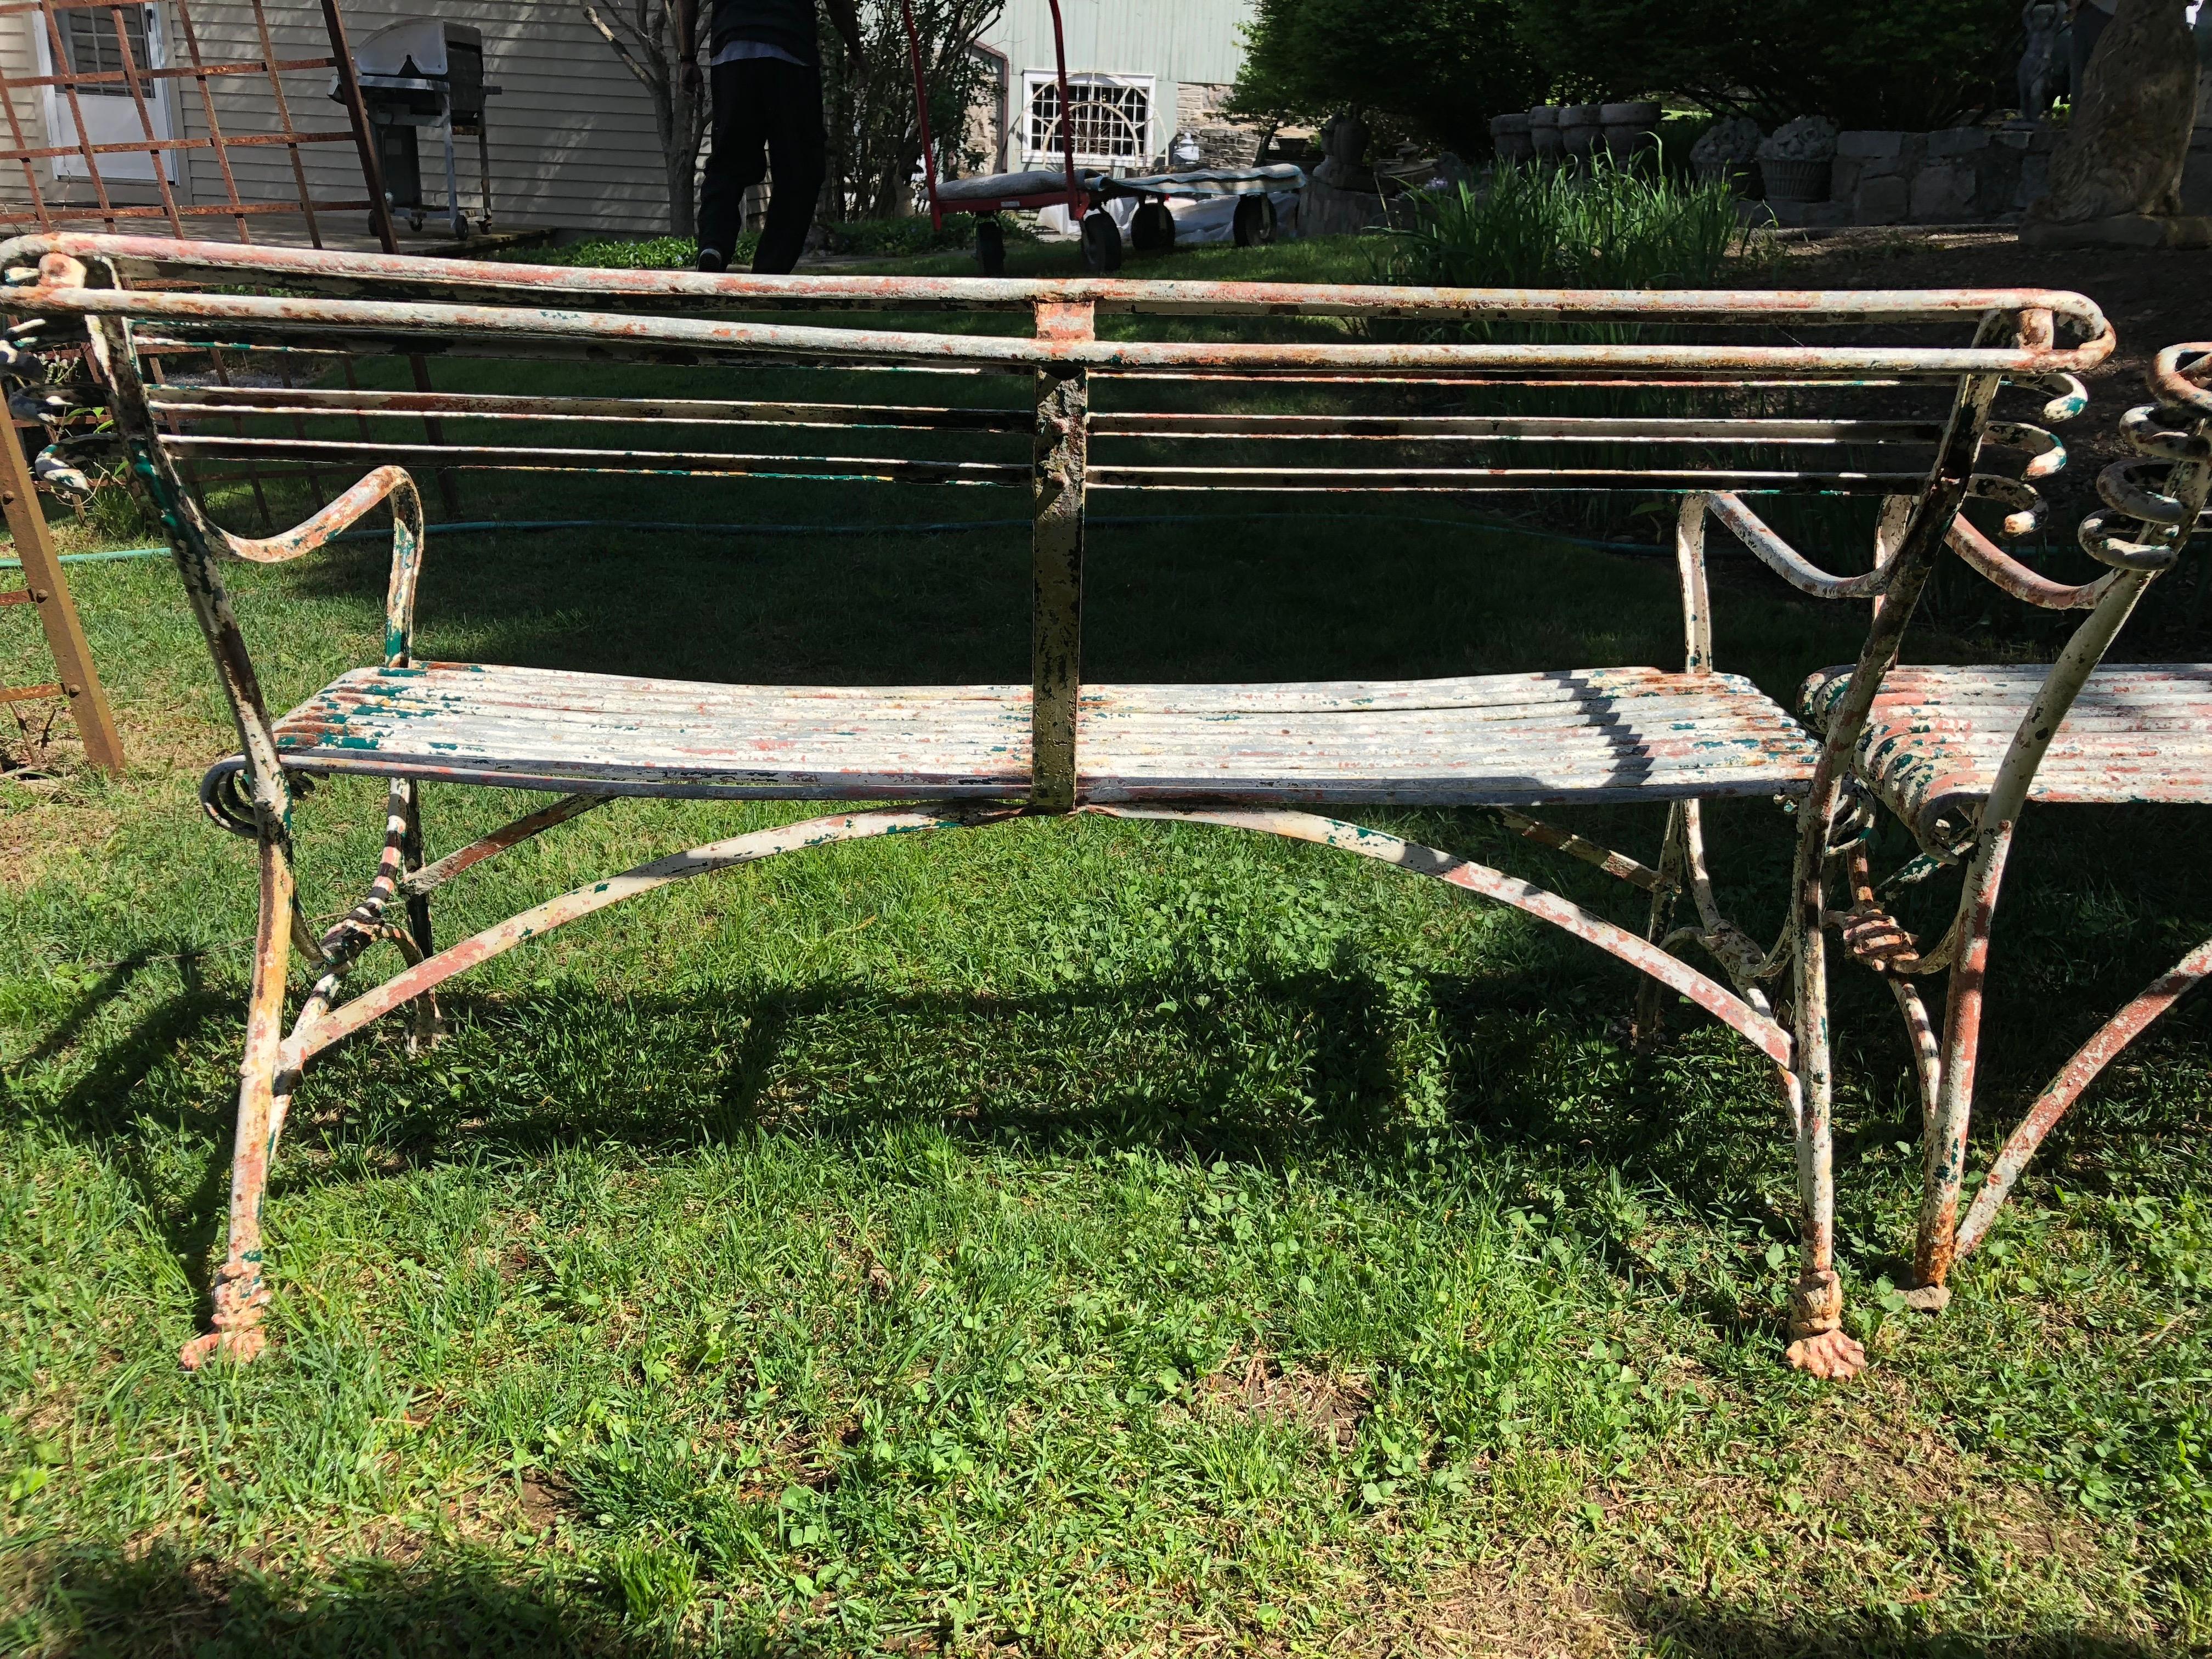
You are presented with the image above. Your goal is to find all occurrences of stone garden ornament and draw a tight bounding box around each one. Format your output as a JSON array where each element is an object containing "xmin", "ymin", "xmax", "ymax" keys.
[
  {"xmin": 2017, "ymin": 2, "xmax": 2069, "ymax": 122},
  {"xmin": 2024, "ymin": 0, "xmax": 2212, "ymax": 246}
]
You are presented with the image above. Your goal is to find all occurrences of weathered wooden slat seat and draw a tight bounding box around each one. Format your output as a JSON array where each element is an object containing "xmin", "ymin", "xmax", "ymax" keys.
[
  {"xmin": 1800, "ymin": 662, "xmax": 2212, "ymax": 845},
  {"xmin": 272, "ymin": 663, "xmax": 1821, "ymax": 805},
  {"xmin": 0, "ymin": 232, "xmax": 2115, "ymax": 1380}
]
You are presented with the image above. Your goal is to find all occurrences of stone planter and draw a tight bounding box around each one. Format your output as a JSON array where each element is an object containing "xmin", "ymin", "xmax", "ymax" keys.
[
  {"xmin": 1559, "ymin": 104, "xmax": 1600, "ymax": 159},
  {"xmin": 1763, "ymin": 157, "xmax": 1833, "ymax": 201},
  {"xmin": 1528, "ymin": 105, "xmax": 1562, "ymax": 161},
  {"xmin": 1490, "ymin": 112, "xmax": 1534, "ymax": 162},
  {"xmin": 1599, "ymin": 100, "xmax": 1662, "ymax": 161}
]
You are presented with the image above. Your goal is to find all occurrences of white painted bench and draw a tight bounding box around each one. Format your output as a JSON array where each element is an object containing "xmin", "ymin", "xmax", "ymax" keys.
[
  {"xmin": 1802, "ymin": 343, "xmax": 2212, "ymax": 1308},
  {"xmin": 0, "ymin": 233, "xmax": 2113, "ymax": 1378}
]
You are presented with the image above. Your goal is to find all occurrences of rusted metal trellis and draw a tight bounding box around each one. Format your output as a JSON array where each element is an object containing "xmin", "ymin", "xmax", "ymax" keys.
[{"xmin": 0, "ymin": 0, "xmax": 378, "ymax": 241}]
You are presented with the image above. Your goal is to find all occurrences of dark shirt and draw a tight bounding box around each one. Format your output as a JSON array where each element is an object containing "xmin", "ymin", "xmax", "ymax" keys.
[{"xmin": 710, "ymin": 0, "xmax": 820, "ymax": 67}]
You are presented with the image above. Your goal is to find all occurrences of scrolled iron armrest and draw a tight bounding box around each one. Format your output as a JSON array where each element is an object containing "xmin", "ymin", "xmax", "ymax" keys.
[
  {"xmin": 2152, "ymin": 344, "xmax": 2212, "ymax": 419},
  {"xmin": 1945, "ymin": 515, "xmax": 2113, "ymax": 611},
  {"xmin": 1965, "ymin": 473, "xmax": 2044, "ymax": 538},
  {"xmin": 1983, "ymin": 420, "xmax": 2066, "ymax": 481},
  {"xmin": 198, "ymin": 464, "xmax": 427, "ymax": 669},
  {"xmin": 2008, "ymin": 370, "xmax": 2089, "ymax": 425},
  {"xmin": 2118, "ymin": 404, "xmax": 2211, "ymax": 464},
  {"xmin": 1702, "ymin": 492, "xmax": 1900, "ymax": 601}
]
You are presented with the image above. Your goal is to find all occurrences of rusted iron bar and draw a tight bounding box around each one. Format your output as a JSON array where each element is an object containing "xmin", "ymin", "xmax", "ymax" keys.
[
  {"xmin": 1087, "ymin": 804, "xmax": 1792, "ymax": 1066},
  {"xmin": 151, "ymin": 438, "xmax": 1936, "ymax": 496},
  {"xmin": 1707, "ymin": 492, "xmax": 1904, "ymax": 600},
  {"xmin": 0, "ymin": 56, "xmax": 340, "ymax": 88},
  {"xmin": 1771, "ymin": 332, "xmax": 2006, "ymax": 1378},
  {"xmin": 161, "ymin": 437, "xmax": 1030, "ymax": 486},
  {"xmin": 1486, "ymin": 805, "xmax": 1661, "ymax": 891},
  {"xmin": 1030, "ymin": 301, "xmax": 1090, "ymax": 812},
  {"xmin": 0, "ymin": 233, "xmax": 2117, "ymax": 348},
  {"xmin": 1946, "ymin": 515, "xmax": 2113, "ymax": 610},
  {"xmin": 149, "ymin": 386, "xmax": 1035, "ymax": 432},
  {"xmin": 1953, "ymin": 935, "xmax": 2212, "ymax": 1262},
  {"xmin": 0, "ymin": 283, "xmax": 2118, "ymax": 377},
  {"xmin": 178, "ymin": 833, "xmax": 290, "ymax": 1369},
  {"xmin": 397, "ymin": 794, "xmax": 611, "ymax": 898},
  {"xmin": 1091, "ymin": 467, "xmax": 1932, "ymax": 494},
  {"xmin": 290, "ymin": 808, "xmax": 1013, "ymax": 1068}
]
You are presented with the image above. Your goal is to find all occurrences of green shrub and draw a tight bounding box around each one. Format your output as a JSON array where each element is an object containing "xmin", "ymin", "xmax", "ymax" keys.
[{"xmin": 1375, "ymin": 159, "xmax": 1743, "ymax": 298}]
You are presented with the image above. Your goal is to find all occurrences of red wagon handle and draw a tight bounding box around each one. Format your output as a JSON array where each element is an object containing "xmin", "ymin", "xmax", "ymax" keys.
[
  {"xmin": 1045, "ymin": 0, "xmax": 1079, "ymax": 210},
  {"xmin": 898, "ymin": 0, "xmax": 944, "ymax": 230},
  {"xmin": 899, "ymin": 0, "xmax": 1086, "ymax": 231}
]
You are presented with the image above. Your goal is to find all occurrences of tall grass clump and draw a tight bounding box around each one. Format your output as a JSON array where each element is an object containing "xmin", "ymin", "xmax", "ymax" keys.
[
  {"xmin": 1376, "ymin": 158, "xmax": 1745, "ymax": 302},
  {"xmin": 1367, "ymin": 159, "xmax": 1762, "ymax": 543}
]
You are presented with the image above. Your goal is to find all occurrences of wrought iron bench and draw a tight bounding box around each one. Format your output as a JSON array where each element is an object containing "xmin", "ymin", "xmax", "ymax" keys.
[
  {"xmin": 1802, "ymin": 343, "xmax": 2212, "ymax": 1306},
  {"xmin": 0, "ymin": 234, "xmax": 2112, "ymax": 1378}
]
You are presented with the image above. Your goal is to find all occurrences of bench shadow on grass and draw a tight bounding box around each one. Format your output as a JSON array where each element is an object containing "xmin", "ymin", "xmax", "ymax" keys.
[
  {"xmin": 17, "ymin": 893, "xmax": 2212, "ymax": 1362},
  {"xmin": 14, "ymin": 1542, "xmax": 2179, "ymax": 1659},
  {"xmin": 3, "ymin": 945, "xmax": 236, "ymax": 1305}
]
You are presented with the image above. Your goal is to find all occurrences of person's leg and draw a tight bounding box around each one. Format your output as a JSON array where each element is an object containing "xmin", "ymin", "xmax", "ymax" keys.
[
  {"xmin": 699, "ymin": 58, "xmax": 772, "ymax": 267},
  {"xmin": 754, "ymin": 59, "xmax": 827, "ymax": 275}
]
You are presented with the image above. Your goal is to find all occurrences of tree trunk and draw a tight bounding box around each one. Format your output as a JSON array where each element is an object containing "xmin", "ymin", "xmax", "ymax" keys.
[{"xmin": 2024, "ymin": 0, "xmax": 2202, "ymax": 240}]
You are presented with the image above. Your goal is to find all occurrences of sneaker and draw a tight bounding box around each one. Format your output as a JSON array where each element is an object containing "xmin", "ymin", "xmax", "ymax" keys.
[{"xmin": 696, "ymin": 247, "xmax": 726, "ymax": 274}]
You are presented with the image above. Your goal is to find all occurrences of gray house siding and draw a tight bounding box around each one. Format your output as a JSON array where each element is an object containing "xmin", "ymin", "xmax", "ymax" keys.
[{"xmin": 0, "ymin": 0, "xmax": 1255, "ymax": 236}]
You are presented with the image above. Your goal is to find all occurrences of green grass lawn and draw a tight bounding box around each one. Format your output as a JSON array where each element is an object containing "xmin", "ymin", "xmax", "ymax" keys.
[{"xmin": 1, "ymin": 236, "xmax": 2209, "ymax": 1657}]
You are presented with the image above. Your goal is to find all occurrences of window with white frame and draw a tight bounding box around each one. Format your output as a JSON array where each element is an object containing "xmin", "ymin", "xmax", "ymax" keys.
[
  {"xmin": 1022, "ymin": 72, "xmax": 1153, "ymax": 169},
  {"xmin": 61, "ymin": 3, "xmax": 153, "ymax": 94}
]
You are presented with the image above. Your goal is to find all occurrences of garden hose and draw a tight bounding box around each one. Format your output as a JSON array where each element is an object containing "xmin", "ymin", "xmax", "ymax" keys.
[
  {"xmin": 18, "ymin": 510, "xmax": 2198, "ymax": 572},
  {"xmin": 2, "ymin": 511, "xmax": 1684, "ymax": 567}
]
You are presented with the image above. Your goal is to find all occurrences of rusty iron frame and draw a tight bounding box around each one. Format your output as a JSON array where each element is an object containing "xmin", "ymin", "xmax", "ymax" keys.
[
  {"xmin": 1822, "ymin": 344, "xmax": 2212, "ymax": 1307},
  {"xmin": 0, "ymin": 234, "xmax": 2118, "ymax": 1378}
]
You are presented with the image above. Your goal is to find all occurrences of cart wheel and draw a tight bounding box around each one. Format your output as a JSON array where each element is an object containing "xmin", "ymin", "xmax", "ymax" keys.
[
  {"xmin": 1080, "ymin": 211, "xmax": 1123, "ymax": 274},
  {"xmin": 975, "ymin": 216, "xmax": 1006, "ymax": 278},
  {"xmin": 1131, "ymin": 200, "xmax": 1176, "ymax": 253},
  {"xmin": 1233, "ymin": 193, "xmax": 1277, "ymax": 247}
]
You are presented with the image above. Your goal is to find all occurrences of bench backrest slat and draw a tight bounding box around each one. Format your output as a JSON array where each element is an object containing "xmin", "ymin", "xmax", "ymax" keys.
[{"xmin": 0, "ymin": 233, "xmax": 2116, "ymax": 809}]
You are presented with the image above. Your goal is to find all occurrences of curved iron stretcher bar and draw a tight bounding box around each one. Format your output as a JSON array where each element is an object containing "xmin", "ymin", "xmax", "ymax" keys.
[
  {"xmin": 273, "ymin": 806, "xmax": 1009, "ymax": 1131},
  {"xmin": 1084, "ymin": 805, "xmax": 1795, "ymax": 1066},
  {"xmin": 1952, "ymin": 938, "xmax": 2212, "ymax": 1262},
  {"xmin": 281, "ymin": 804, "xmax": 1791, "ymax": 1080},
  {"xmin": 0, "ymin": 284, "xmax": 2119, "ymax": 377},
  {"xmin": 0, "ymin": 232, "xmax": 2117, "ymax": 344}
]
